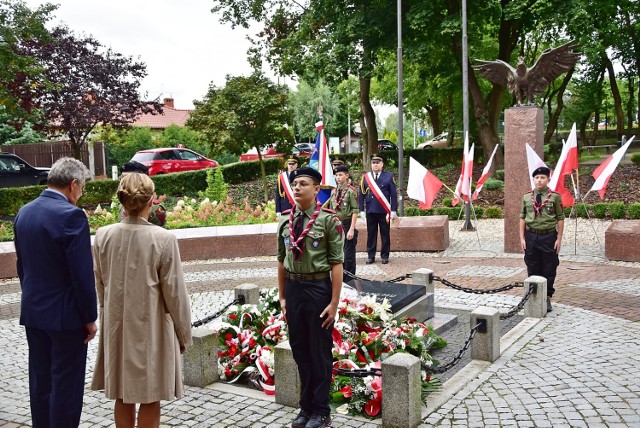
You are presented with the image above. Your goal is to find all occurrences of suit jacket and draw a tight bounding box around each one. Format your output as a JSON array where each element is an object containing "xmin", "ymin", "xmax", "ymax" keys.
[
  {"xmin": 358, "ymin": 170, "xmax": 398, "ymax": 215},
  {"xmin": 275, "ymin": 171, "xmax": 294, "ymax": 214},
  {"xmin": 14, "ymin": 189, "xmax": 97, "ymax": 331}
]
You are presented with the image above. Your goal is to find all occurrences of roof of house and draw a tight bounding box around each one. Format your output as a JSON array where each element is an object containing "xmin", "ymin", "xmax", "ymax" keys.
[{"xmin": 132, "ymin": 98, "xmax": 192, "ymax": 129}]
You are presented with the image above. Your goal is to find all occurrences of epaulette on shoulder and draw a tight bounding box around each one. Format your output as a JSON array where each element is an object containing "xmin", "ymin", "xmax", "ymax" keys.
[
  {"xmin": 322, "ymin": 207, "xmax": 336, "ymax": 214},
  {"xmin": 348, "ymin": 184, "xmax": 358, "ymax": 191},
  {"xmin": 282, "ymin": 209, "xmax": 292, "ymax": 215}
]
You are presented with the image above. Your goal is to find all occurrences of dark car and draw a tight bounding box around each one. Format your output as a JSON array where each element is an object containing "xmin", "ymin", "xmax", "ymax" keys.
[
  {"xmin": 294, "ymin": 142, "xmax": 315, "ymax": 154},
  {"xmin": 377, "ymin": 139, "xmax": 398, "ymax": 151},
  {"xmin": 131, "ymin": 148, "xmax": 218, "ymax": 176},
  {"xmin": 0, "ymin": 152, "xmax": 50, "ymax": 188}
]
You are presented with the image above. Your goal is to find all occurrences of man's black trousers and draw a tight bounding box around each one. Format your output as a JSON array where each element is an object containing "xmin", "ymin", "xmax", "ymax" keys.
[
  {"xmin": 285, "ymin": 276, "xmax": 333, "ymax": 417},
  {"xmin": 366, "ymin": 213, "xmax": 390, "ymax": 261},
  {"xmin": 523, "ymin": 230, "xmax": 559, "ymax": 297},
  {"xmin": 341, "ymin": 219, "xmax": 358, "ymax": 281}
]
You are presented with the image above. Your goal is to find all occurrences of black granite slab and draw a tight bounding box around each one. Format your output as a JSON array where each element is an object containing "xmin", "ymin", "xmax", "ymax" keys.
[{"xmin": 345, "ymin": 279, "xmax": 426, "ymax": 313}]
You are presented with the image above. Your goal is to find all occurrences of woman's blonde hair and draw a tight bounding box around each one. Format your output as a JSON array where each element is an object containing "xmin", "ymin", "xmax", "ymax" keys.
[{"xmin": 117, "ymin": 173, "xmax": 155, "ymax": 216}]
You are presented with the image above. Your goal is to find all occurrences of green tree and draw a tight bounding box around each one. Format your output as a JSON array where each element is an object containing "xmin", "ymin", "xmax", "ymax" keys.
[
  {"xmin": 289, "ymin": 80, "xmax": 342, "ymax": 142},
  {"xmin": 187, "ymin": 72, "xmax": 292, "ymax": 202},
  {"xmin": 158, "ymin": 124, "xmax": 210, "ymax": 157},
  {"xmin": 0, "ymin": 106, "xmax": 44, "ymax": 145}
]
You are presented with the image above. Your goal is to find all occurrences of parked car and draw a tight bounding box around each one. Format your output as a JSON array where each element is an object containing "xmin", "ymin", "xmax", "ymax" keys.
[
  {"xmin": 130, "ymin": 148, "xmax": 218, "ymax": 176},
  {"xmin": 0, "ymin": 152, "xmax": 50, "ymax": 188},
  {"xmin": 377, "ymin": 139, "xmax": 398, "ymax": 151},
  {"xmin": 294, "ymin": 142, "xmax": 315, "ymax": 154},
  {"xmin": 417, "ymin": 132, "xmax": 449, "ymax": 149},
  {"xmin": 239, "ymin": 145, "xmax": 284, "ymax": 162}
]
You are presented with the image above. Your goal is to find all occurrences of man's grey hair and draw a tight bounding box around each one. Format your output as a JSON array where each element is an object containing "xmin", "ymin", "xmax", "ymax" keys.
[{"xmin": 47, "ymin": 157, "xmax": 91, "ymax": 188}]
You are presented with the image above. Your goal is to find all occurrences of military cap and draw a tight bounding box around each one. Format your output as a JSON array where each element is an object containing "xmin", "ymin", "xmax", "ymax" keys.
[
  {"xmin": 532, "ymin": 166, "xmax": 551, "ymax": 177},
  {"xmin": 370, "ymin": 154, "xmax": 384, "ymax": 162},
  {"xmin": 333, "ymin": 165, "xmax": 349, "ymax": 174},
  {"xmin": 122, "ymin": 161, "xmax": 149, "ymax": 175},
  {"xmin": 331, "ymin": 156, "xmax": 345, "ymax": 166},
  {"xmin": 285, "ymin": 155, "xmax": 299, "ymax": 164},
  {"xmin": 289, "ymin": 166, "xmax": 322, "ymax": 184}
]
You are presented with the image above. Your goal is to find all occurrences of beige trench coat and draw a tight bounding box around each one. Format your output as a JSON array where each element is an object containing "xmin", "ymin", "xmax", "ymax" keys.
[{"xmin": 91, "ymin": 216, "xmax": 192, "ymax": 404}]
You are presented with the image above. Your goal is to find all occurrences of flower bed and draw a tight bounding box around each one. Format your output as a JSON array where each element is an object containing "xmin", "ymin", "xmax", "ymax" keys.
[{"xmin": 214, "ymin": 289, "xmax": 446, "ymax": 418}]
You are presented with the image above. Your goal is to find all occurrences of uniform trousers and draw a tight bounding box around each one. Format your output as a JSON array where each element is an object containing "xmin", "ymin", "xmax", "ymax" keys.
[
  {"xmin": 523, "ymin": 230, "xmax": 559, "ymax": 297},
  {"xmin": 341, "ymin": 219, "xmax": 358, "ymax": 281},
  {"xmin": 366, "ymin": 213, "xmax": 390, "ymax": 260},
  {"xmin": 285, "ymin": 276, "xmax": 333, "ymax": 417},
  {"xmin": 25, "ymin": 326, "xmax": 88, "ymax": 428}
]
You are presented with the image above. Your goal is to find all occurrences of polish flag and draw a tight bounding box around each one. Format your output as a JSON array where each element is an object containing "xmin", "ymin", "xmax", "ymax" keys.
[
  {"xmin": 407, "ymin": 157, "xmax": 443, "ymax": 209},
  {"xmin": 562, "ymin": 123, "xmax": 579, "ymax": 175},
  {"xmin": 525, "ymin": 144, "xmax": 547, "ymax": 190},
  {"xmin": 452, "ymin": 133, "xmax": 473, "ymax": 205},
  {"xmin": 589, "ymin": 136, "xmax": 635, "ymax": 199},
  {"xmin": 472, "ymin": 144, "xmax": 499, "ymax": 200},
  {"xmin": 549, "ymin": 140, "xmax": 575, "ymax": 207}
]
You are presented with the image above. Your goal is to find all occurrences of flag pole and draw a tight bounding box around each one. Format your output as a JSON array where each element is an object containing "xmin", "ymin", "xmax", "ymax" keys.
[{"xmin": 570, "ymin": 172, "xmax": 579, "ymax": 255}]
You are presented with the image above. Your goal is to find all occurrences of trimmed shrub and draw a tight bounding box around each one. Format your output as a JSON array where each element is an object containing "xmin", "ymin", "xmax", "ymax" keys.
[
  {"xmin": 575, "ymin": 203, "xmax": 591, "ymax": 218},
  {"xmin": 473, "ymin": 207, "xmax": 484, "ymax": 218},
  {"xmin": 628, "ymin": 203, "xmax": 640, "ymax": 219},
  {"xmin": 0, "ymin": 186, "xmax": 43, "ymax": 216},
  {"xmin": 496, "ymin": 170, "xmax": 505, "ymax": 181},
  {"xmin": 442, "ymin": 197, "xmax": 453, "ymax": 207},
  {"xmin": 592, "ymin": 203, "xmax": 608, "ymax": 219},
  {"xmin": 564, "ymin": 207, "xmax": 572, "ymax": 218},
  {"xmin": 405, "ymin": 207, "xmax": 433, "ymax": 217},
  {"xmin": 435, "ymin": 206, "xmax": 461, "ymax": 220},
  {"xmin": 484, "ymin": 206, "xmax": 503, "ymax": 218},
  {"xmin": 483, "ymin": 178, "xmax": 503, "ymax": 191},
  {"xmin": 631, "ymin": 152, "xmax": 640, "ymax": 165},
  {"xmin": 608, "ymin": 201, "xmax": 626, "ymax": 219}
]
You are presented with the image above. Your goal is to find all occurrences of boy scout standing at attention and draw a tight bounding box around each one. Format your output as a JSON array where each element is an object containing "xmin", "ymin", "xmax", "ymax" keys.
[
  {"xmin": 519, "ymin": 166, "xmax": 564, "ymax": 312},
  {"xmin": 277, "ymin": 167, "xmax": 344, "ymax": 428},
  {"xmin": 329, "ymin": 165, "xmax": 359, "ymax": 282}
]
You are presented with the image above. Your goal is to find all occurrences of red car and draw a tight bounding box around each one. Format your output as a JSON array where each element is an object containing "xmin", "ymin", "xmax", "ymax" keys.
[
  {"xmin": 239, "ymin": 145, "xmax": 284, "ymax": 162},
  {"xmin": 131, "ymin": 148, "xmax": 218, "ymax": 176}
]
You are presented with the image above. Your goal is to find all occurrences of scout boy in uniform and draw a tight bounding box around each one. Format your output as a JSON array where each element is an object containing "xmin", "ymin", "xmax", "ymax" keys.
[{"xmin": 328, "ymin": 165, "xmax": 359, "ymax": 282}]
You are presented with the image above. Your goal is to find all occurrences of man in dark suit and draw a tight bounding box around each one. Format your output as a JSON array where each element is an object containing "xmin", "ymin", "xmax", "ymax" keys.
[
  {"xmin": 275, "ymin": 155, "xmax": 298, "ymax": 216},
  {"xmin": 14, "ymin": 157, "xmax": 98, "ymax": 428},
  {"xmin": 359, "ymin": 154, "xmax": 398, "ymax": 264}
]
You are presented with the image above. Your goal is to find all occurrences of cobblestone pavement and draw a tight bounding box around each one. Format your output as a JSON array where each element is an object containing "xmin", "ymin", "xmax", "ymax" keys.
[{"xmin": 1, "ymin": 219, "xmax": 639, "ymax": 427}]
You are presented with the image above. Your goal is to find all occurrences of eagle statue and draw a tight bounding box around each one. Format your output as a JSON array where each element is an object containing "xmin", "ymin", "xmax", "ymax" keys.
[{"xmin": 473, "ymin": 41, "xmax": 580, "ymax": 106}]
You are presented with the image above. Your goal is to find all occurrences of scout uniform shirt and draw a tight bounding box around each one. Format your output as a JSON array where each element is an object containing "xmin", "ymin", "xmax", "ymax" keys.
[
  {"xmin": 329, "ymin": 185, "xmax": 359, "ymax": 222},
  {"xmin": 520, "ymin": 187, "xmax": 565, "ymax": 231},
  {"xmin": 277, "ymin": 203, "xmax": 344, "ymax": 273}
]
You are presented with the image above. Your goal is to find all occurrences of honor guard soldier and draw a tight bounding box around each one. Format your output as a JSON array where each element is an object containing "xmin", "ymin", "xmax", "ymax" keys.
[
  {"xmin": 519, "ymin": 166, "xmax": 564, "ymax": 312},
  {"xmin": 331, "ymin": 156, "xmax": 345, "ymax": 170},
  {"xmin": 277, "ymin": 167, "xmax": 344, "ymax": 428},
  {"xmin": 119, "ymin": 161, "xmax": 167, "ymax": 227},
  {"xmin": 276, "ymin": 156, "xmax": 299, "ymax": 216},
  {"xmin": 329, "ymin": 165, "xmax": 359, "ymax": 282},
  {"xmin": 359, "ymin": 154, "xmax": 398, "ymax": 264}
]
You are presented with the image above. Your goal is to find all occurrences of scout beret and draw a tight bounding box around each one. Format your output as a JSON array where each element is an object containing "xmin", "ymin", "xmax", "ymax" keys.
[
  {"xmin": 122, "ymin": 161, "xmax": 149, "ymax": 175},
  {"xmin": 370, "ymin": 154, "xmax": 383, "ymax": 162},
  {"xmin": 333, "ymin": 165, "xmax": 349, "ymax": 174},
  {"xmin": 532, "ymin": 166, "xmax": 551, "ymax": 177},
  {"xmin": 289, "ymin": 166, "xmax": 322, "ymax": 184}
]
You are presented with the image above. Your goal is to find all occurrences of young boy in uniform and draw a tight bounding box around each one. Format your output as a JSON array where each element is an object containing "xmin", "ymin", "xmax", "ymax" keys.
[
  {"xmin": 329, "ymin": 165, "xmax": 359, "ymax": 282},
  {"xmin": 277, "ymin": 167, "xmax": 344, "ymax": 428},
  {"xmin": 519, "ymin": 166, "xmax": 564, "ymax": 312}
]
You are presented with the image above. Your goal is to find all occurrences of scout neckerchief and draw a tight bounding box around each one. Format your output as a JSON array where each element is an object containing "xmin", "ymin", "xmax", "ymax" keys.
[
  {"xmin": 279, "ymin": 172, "xmax": 295, "ymax": 206},
  {"xmin": 288, "ymin": 201, "xmax": 322, "ymax": 261},
  {"xmin": 364, "ymin": 172, "xmax": 392, "ymax": 219},
  {"xmin": 532, "ymin": 188, "xmax": 552, "ymax": 217},
  {"xmin": 333, "ymin": 185, "xmax": 348, "ymax": 209}
]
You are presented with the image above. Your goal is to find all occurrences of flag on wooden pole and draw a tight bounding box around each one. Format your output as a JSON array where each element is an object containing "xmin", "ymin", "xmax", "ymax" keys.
[
  {"xmin": 472, "ymin": 144, "xmax": 499, "ymax": 200},
  {"xmin": 407, "ymin": 157, "xmax": 443, "ymax": 209},
  {"xmin": 588, "ymin": 136, "xmax": 635, "ymax": 199}
]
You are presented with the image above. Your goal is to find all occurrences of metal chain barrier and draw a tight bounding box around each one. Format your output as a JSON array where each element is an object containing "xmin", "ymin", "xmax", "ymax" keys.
[
  {"xmin": 334, "ymin": 367, "xmax": 382, "ymax": 377},
  {"xmin": 191, "ymin": 294, "xmax": 246, "ymax": 328},
  {"xmin": 499, "ymin": 283, "xmax": 536, "ymax": 320},
  {"xmin": 433, "ymin": 275, "xmax": 524, "ymax": 295},
  {"xmin": 422, "ymin": 322, "xmax": 482, "ymax": 374},
  {"xmin": 344, "ymin": 269, "xmax": 412, "ymax": 283}
]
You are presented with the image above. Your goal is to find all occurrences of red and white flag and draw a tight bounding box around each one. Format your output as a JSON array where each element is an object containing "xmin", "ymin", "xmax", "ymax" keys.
[
  {"xmin": 452, "ymin": 133, "xmax": 473, "ymax": 205},
  {"xmin": 472, "ymin": 144, "xmax": 499, "ymax": 200},
  {"xmin": 525, "ymin": 144, "xmax": 547, "ymax": 190},
  {"xmin": 588, "ymin": 136, "xmax": 635, "ymax": 199},
  {"xmin": 548, "ymin": 123, "xmax": 579, "ymax": 207},
  {"xmin": 407, "ymin": 157, "xmax": 443, "ymax": 209}
]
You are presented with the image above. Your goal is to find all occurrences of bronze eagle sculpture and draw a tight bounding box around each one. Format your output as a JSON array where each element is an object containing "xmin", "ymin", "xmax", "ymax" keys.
[{"xmin": 473, "ymin": 41, "xmax": 580, "ymax": 106}]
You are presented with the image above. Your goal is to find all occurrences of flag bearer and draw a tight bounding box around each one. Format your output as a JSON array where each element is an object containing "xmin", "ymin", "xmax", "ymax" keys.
[
  {"xmin": 519, "ymin": 166, "xmax": 564, "ymax": 312},
  {"xmin": 329, "ymin": 165, "xmax": 359, "ymax": 282},
  {"xmin": 277, "ymin": 167, "xmax": 344, "ymax": 428}
]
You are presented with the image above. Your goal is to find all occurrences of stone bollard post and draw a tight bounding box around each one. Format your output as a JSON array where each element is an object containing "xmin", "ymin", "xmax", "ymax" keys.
[
  {"xmin": 183, "ymin": 327, "xmax": 218, "ymax": 387},
  {"xmin": 274, "ymin": 341, "xmax": 300, "ymax": 408},
  {"xmin": 393, "ymin": 268, "xmax": 434, "ymax": 321},
  {"xmin": 470, "ymin": 306, "xmax": 500, "ymax": 363},
  {"xmin": 381, "ymin": 353, "xmax": 422, "ymax": 428},
  {"xmin": 523, "ymin": 276, "xmax": 547, "ymax": 318},
  {"xmin": 412, "ymin": 268, "xmax": 434, "ymax": 294},
  {"xmin": 235, "ymin": 283, "xmax": 260, "ymax": 305}
]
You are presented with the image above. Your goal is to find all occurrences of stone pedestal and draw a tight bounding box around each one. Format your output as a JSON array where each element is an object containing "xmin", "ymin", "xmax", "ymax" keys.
[
  {"xmin": 470, "ymin": 306, "xmax": 500, "ymax": 363},
  {"xmin": 504, "ymin": 107, "xmax": 544, "ymax": 253},
  {"xmin": 274, "ymin": 341, "xmax": 300, "ymax": 408},
  {"xmin": 605, "ymin": 221, "xmax": 640, "ymax": 262},
  {"xmin": 183, "ymin": 327, "xmax": 219, "ymax": 387},
  {"xmin": 382, "ymin": 353, "xmax": 422, "ymax": 428},
  {"xmin": 523, "ymin": 276, "xmax": 547, "ymax": 318}
]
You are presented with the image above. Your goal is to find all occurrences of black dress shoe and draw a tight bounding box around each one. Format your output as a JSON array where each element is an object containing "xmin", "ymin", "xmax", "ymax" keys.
[
  {"xmin": 381, "ymin": 259, "xmax": 389, "ymax": 264},
  {"xmin": 366, "ymin": 259, "xmax": 375, "ymax": 264},
  {"xmin": 305, "ymin": 414, "xmax": 331, "ymax": 428},
  {"xmin": 291, "ymin": 409, "xmax": 311, "ymax": 428}
]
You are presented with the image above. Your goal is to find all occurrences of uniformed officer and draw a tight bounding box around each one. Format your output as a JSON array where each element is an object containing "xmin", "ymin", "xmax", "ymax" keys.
[
  {"xmin": 331, "ymin": 156, "xmax": 345, "ymax": 170},
  {"xmin": 119, "ymin": 161, "xmax": 166, "ymax": 227},
  {"xmin": 275, "ymin": 155, "xmax": 299, "ymax": 216},
  {"xmin": 277, "ymin": 167, "xmax": 343, "ymax": 428},
  {"xmin": 359, "ymin": 154, "xmax": 398, "ymax": 264},
  {"xmin": 519, "ymin": 166, "xmax": 564, "ymax": 312},
  {"xmin": 329, "ymin": 165, "xmax": 359, "ymax": 282}
]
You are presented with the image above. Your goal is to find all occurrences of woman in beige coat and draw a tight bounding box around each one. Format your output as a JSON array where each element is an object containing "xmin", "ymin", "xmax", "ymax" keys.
[{"xmin": 91, "ymin": 173, "xmax": 192, "ymax": 428}]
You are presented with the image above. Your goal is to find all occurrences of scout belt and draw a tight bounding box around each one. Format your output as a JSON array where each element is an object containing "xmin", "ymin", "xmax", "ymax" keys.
[
  {"xmin": 526, "ymin": 227, "xmax": 556, "ymax": 235},
  {"xmin": 284, "ymin": 271, "xmax": 331, "ymax": 281}
]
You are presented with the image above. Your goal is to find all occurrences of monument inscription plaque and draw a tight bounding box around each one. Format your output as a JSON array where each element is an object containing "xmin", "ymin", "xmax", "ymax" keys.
[{"xmin": 345, "ymin": 279, "xmax": 426, "ymax": 313}]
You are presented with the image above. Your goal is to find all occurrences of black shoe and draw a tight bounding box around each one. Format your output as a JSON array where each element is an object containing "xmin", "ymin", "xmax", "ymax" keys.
[
  {"xmin": 547, "ymin": 297, "xmax": 553, "ymax": 313},
  {"xmin": 381, "ymin": 259, "xmax": 389, "ymax": 264},
  {"xmin": 291, "ymin": 409, "xmax": 311, "ymax": 428},
  {"xmin": 366, "ymin": 259, "xmax": 375, "ymax": 264},
  {"xmin": 305, "ymin": 415, "xmax": 332, "ymax": 428}
]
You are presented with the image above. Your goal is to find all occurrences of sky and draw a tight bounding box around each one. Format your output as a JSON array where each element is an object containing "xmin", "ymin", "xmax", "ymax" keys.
[{"xmin": 25, "ymin": 0, "xmax": 263, "ymax": 109}]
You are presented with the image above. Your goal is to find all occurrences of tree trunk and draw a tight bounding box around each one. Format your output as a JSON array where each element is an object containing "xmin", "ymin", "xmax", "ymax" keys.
[
  {"xmin": 426, "ymin": 104, "xmax": 442, "ymax": 136},
  {"xmin": 579, "ymin": 115, "xmax": 590, "ymax": 145},
  {"xmin": 604, "ymin": 55, "xmax": 624, "ymax": 140},
  {"xmin": 627, "ymin": 74, "xmax": 634, "ymax": 130},
  {"xmin": 592, "ymin": 69, "xmax": 606, "ymax": 144},
  {"xmin": 544, "ymin": 67, "xmax": 574, "ymax": 143},
  {"xmin": 256, "ymin": 147, "xmax": 269, "ymax": 203},
  {"xmin": 359, "ymin": 76, "xmax": 378, "ymax": 170}
]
